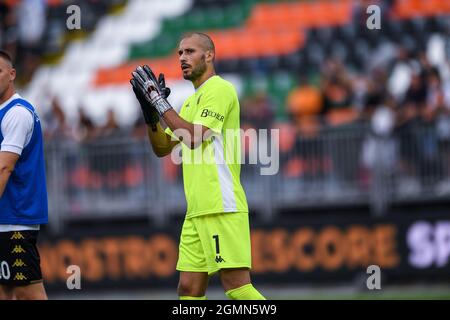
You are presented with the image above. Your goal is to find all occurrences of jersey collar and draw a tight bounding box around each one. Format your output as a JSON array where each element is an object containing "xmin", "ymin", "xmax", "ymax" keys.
[
  {"xmin": 195, "ymin": 75, "xmax": 218, "ymax": 93},
  {"xmin": 0, "ymin": 93, "xmax": 22, "ymax": 111}
]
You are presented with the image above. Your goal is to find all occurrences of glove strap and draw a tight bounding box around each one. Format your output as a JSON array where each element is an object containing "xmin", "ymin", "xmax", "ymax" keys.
[{"xmin": 153, "ymin": 97, "xmax": 173, "ymax": 116}]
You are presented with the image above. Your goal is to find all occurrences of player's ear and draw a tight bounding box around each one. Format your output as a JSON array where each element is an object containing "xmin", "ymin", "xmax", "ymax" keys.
[
  {"xmin": 9, "ymin": 68, "xmax": 16, "ymax": 82},
  {"xmin": 205, "ymin": 50, "xmax": 214, "ymax": 63}
]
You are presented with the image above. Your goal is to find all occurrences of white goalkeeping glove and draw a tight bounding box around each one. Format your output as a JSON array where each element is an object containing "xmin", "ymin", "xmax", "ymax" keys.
[{"xmin": 131, "ymin": 65, "xmax": 173, "ymax": 116}]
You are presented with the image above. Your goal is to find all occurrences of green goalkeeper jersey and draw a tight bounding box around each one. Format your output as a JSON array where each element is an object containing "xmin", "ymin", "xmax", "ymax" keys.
[{"xmin": 165, "ymin": 75, "xmax": 248, "ymax": 218}]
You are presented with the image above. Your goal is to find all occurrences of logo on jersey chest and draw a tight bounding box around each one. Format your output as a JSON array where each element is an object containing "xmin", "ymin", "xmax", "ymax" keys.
[{"xmin": 201, "ymin": 108, "xmax": 224, "ymax": 122}]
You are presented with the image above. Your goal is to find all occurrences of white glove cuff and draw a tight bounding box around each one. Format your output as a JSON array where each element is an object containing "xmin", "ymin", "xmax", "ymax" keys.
[{"xmin": 153, "ymin": 97, "xmax": 173, "ymax": 116}]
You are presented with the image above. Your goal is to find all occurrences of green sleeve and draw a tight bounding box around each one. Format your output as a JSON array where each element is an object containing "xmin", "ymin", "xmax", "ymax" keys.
[
  {"xmin": 192, "ymin": 87, "xmax": 231, "ymax": 134},
  {"xmin": 164, "ymin": 126, "xmax": 180, "ymax": 141}
]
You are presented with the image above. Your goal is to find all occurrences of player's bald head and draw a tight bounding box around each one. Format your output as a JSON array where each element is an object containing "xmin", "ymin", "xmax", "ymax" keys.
[
  {"xmin": 0, "ymin": 49, "xmax": 16, "ymax": 102},
  {"xmin": 181, "ymin": 32, "xmax": 215, "ymax": 57},
  {"xmin": 0, "ymin": 50, "xmax": 13, "ymax": 68}
]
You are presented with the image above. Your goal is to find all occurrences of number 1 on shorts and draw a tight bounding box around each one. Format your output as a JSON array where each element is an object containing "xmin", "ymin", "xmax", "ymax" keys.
[{"xmin": 213, "ymin": 235, "xmax": 220, "ymax": 254}]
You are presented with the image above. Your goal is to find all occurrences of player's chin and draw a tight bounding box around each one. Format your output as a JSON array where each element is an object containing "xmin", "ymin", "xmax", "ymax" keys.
[{"xmin": 182, "ymin": 71, "xmax": 192, "ymax": 80}]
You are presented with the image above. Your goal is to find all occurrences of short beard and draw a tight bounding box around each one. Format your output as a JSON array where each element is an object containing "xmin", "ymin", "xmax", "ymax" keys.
[{"xmin": 183, "ymin": 55, "xmax": 207, "ymax": 82}]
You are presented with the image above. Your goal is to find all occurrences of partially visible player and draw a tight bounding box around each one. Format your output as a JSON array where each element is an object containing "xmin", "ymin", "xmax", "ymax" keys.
[
  {"xmin": 0, "ymin": 50, "xmax": 48, "ymax": 300},
  {"xmin": 131, "ymin": 33, "xmax": 265, "ymax": 300}
]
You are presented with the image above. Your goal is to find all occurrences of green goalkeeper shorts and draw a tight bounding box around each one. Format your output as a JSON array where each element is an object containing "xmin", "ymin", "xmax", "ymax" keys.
[{"xmin": 176, "ymin": 211, "xmax": 252, "ymax": 275}]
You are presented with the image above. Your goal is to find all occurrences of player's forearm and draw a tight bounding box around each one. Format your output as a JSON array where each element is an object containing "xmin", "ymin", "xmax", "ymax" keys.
[
  {"xmin": 0, "ymin": 152, "xmax": 18, "ymax": 198},
  {"xmin": 162, "ymin": 109, "xmax": 204, "ymax": 149},
  {"xmin": 0, "ymin": 166, "xmax": 13, "ymax": 198},
  {"xmin": 146, "ymin": 122, "xmax": 176, "ymax": 157}
]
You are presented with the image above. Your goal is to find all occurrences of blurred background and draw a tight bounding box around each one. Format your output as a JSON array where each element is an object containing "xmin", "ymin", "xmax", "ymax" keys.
[{"xmin": 1, "ymin": 0, "xmax": 450, "ymax": 299}]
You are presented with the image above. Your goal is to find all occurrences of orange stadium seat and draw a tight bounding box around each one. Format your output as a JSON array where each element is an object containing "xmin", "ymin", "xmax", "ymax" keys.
[
  {"xmin": 279, "ymin": 30, "xmax": 304, "ymax": 54},
  {"xmin": 3, "ymin": 0, "xmax": 20, "ymax": 7},
  {"xmin": 295, "ymin": 117, "xmax": 321, "ymax": 137},
  {"xmin": 284, "ymin": 157, "xmax": 306, "ymax": 178},
  {"xmin": 331, "ymin": 0, "xmax": 352, "ymax": 25},
  {"xmin": 444, "ymin": 0, "xmax": 450, "ymax": 12},
  {"xmin": 250, "ymin": 31, "xmax": 268, "ymax": 57},
  {"xmin": 273, "ymin": 4, "xmax": 292, "ymax": 26},
  {"xmin": 95, "ymin": 55, "xmax": 182, "ymax": 87},
  {"xmin": 311, "ymin": 2, "xmax": 334, "ymax": 27},
  {"xmin": 287, "ymin": 86, "xmax": 322, "ymax": 117},
  {"xmin": 245, "ymin": 4, "xmax": 272, "ymax": 29},
  {"xmin": 392, "ymin": 0, "xmax": 407, "ymax": 19},
  {"xmin": 273, "ymin": 122, "xmax": 297, "ymax": 154},
  {"xmin": 290, "ymin": 3, "xmax": 312, "ymax": 28},
  {"xmin": 235, "ymin": 30, "xmax": 256, "ymax": 58},
  {"xmin": 216, "ymin": 30, "xmax": 239, "ymax": 58},
  {"xmin": 175, "ymin": 27, "xmax": 300, "ymax": 63},
  {"xmin": 247, "ymin": 3, "xmax": 300, "ymax": 30},
  {"xmin": 393, "ymin": 0, "xmax": 446, "ymax": 19},
  {"xmin": 411, "ymin": 0, "xmax": 439, "ymax": 17},
  {"xmin": 325, "ymin": 108, "xmax": 359, "ymax": 127},
  {"xmin": 123, "ymin": 164, "xmax": 145, "ymax": 188},
  {"xmin": 163, "ymin": 157, "xmax": 180, "ymax": 183},
  {"xmin": 283, "ymin": 3, "xmax": 302, "ymax": 28},
  {"xmin": 277, "ymin": 2, "xmax": 295, "ymax": 25},
  {"xmin": 46, "ymin": 0, "xmax": 64, "ymax": 6},
  {"xmin": 432, "ymin": 0, "xmax": 450, "ymax": 15},
  {"xmin": 250, "ymin": 30, "xmax": 273, "ymax": 57},
  {"xmin": 211, "ymin": 33, "xmax": 235, "ymax": 60}
]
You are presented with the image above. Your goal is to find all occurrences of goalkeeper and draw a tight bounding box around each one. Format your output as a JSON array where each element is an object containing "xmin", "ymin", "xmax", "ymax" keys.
[{"xmin": 130, "ymin": 32, "xmax": 265, "ymax": 300}]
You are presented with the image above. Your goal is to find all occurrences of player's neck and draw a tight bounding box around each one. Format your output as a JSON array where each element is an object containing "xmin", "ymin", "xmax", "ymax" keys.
[
  {"xmin": 193, "ymin": 69, "xmax": 216, "ymax": 90},
  {"xmin": 0, "ymin": 87, "xmax": 16, "ymax": 106}
]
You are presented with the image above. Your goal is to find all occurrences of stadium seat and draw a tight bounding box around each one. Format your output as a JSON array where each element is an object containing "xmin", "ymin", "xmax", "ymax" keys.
[
  {"xmin": 272, "ymin": 121, "xmax": 297, "ymax": 154},
  {"xmin": 287, "ymin": 85, "xmax": 322, "ymax": 117},
  {"xmin": 283, "ymin": 156, "xmax": 306, "ymax": 178},
  {"xmin": 326, "ymin": 108, "xmax": 359, "ymax": 127}
]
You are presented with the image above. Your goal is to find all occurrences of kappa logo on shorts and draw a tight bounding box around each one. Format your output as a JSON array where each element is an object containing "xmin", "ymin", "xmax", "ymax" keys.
[
  {"xmin": 12, "ymin": 259, "xmax": 27, "ymax": 267},
  {"xmin": 215, "ymin": 255, "xmax": 226, "ymax": 263},
  {"xmin": 10, "ymin": 232, "xmax": 25, "ymax": 240},
  {"xmin": 13, "ymin": 272, "xmax": 27, "ymax": 281},
  {"xmin": 11, "ymin": 245, "xmax": 26, "ymax": 254}
]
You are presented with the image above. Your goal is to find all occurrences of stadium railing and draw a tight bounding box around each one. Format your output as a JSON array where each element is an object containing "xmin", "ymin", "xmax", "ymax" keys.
[{"xmin": 44, "ymin": 123, "xmax": 450, "ymax": 233}]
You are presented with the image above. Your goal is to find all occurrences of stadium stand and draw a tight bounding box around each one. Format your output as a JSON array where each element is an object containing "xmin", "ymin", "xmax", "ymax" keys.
[{"xmin": 1, "ymin": 0, "xmax": 450, "ymax": 228}]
